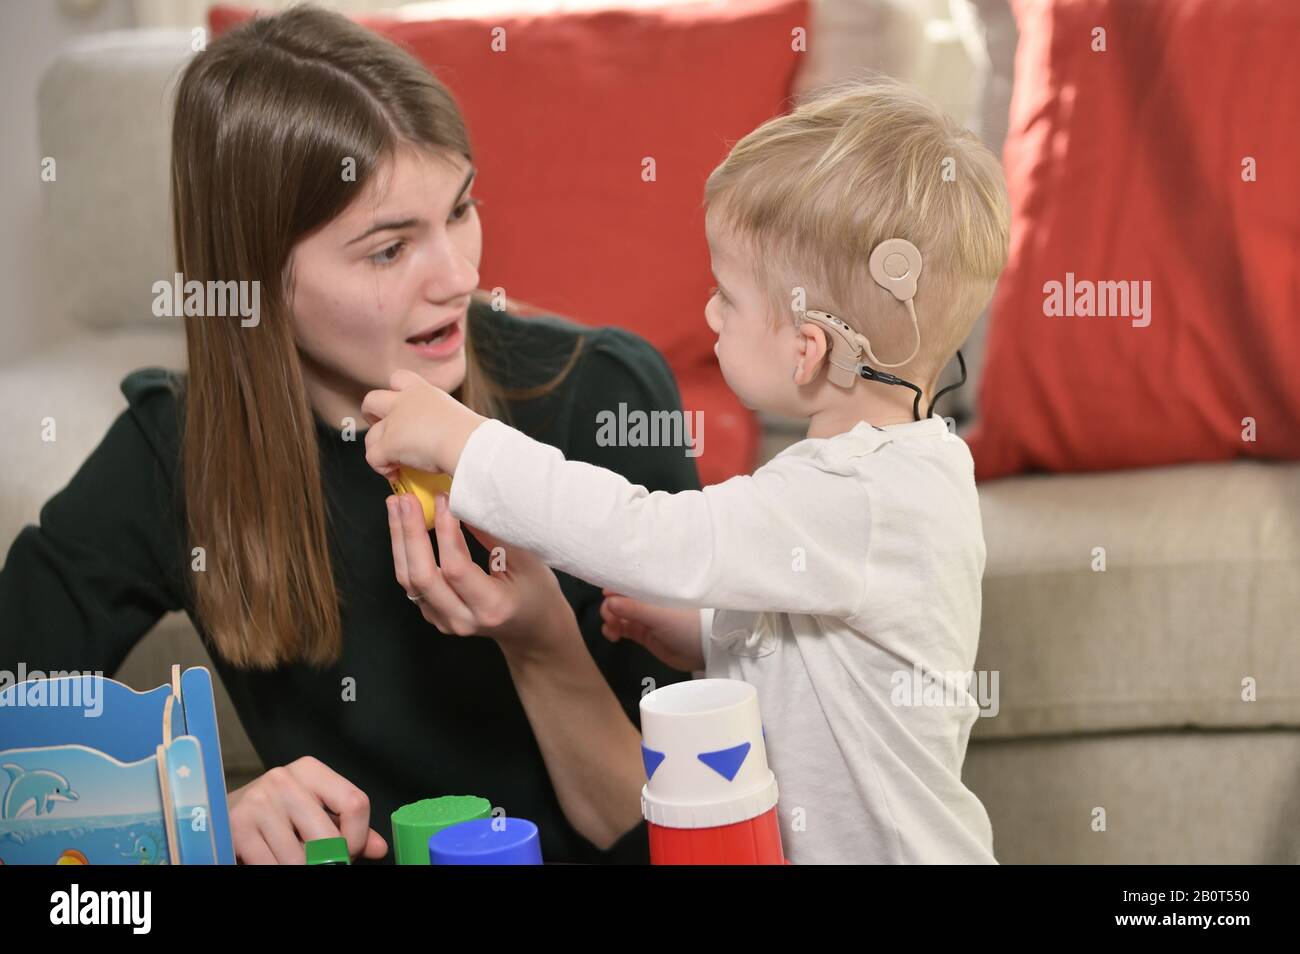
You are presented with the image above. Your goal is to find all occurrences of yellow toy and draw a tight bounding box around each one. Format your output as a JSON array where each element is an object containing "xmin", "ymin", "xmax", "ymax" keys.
[{"xmin": 388, "ymin": 468, "xmax": 453, "ymax": 530}]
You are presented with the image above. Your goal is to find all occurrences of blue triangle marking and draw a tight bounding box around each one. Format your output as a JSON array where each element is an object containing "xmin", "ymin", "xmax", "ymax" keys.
[
  {"xmin": 697, "ymin": 742, "xmax": 751, "ymax": 781},
  {"xmin": 641, "ymin": 743, "xmax": 666, "ymax": 781}
]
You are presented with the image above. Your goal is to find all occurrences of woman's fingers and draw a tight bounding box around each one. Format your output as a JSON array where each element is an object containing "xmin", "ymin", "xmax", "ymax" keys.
[
  {"xmin": 227, "ymin": 788, "xmax": 277, "ymax": 864},
  {"xmin": 432, "ymin": 494, "xmax": 503, "ymax": 617},
  {"xmin": 397, "ymin": 494, "xmax": 472, "ymax": 631},
  {"xmin": 385, "ymin": 496, "xmax": 410, "ymax": 590},
  {"xmin": 226, "ymin": 758, "xmax": 384, "ymax": 864},
  {"xmin": 320, "ymin": 818, "xmax": 388, "ymax": 862},
  {"xmin": 275, "ymin": 777, "xmax": 350, "ymax": 855},
  {"xmin": 252, "ymin": 810, "xmax": 305, "ymax": 864},
  {"xmin": 285, "ymin": 756, "xmax": 377, "ymax": 860},
  {"xmin": 387, "ymin": 492, "xmax": 549, "ymax": 642},
  {"xmin": 233, "ymin": 833, "xmax": 277, "ymax": 866},
  {"xmin": 363, "ymin": 827, "xmax": 389, "ymax": 860}
]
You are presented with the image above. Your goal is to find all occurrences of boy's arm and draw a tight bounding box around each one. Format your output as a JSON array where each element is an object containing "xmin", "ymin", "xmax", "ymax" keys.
[{"xmin": 448, "ymin": 417, "xmax": 870, "ymax": 617}]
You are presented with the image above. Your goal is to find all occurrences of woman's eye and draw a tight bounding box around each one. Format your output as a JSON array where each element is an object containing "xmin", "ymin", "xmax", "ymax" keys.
[
  {"xmin": 369, "ymin": 241, "xmax": 405, "ymax": 267},
  {"xmin": 451, "ymin": 197, "xmax": 481, "ymax": 223}
]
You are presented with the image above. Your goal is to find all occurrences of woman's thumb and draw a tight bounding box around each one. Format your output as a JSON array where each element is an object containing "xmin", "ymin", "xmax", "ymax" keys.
[{"xmin": 362, "ymin": 828, "xmax": 388, "ymax": 860}]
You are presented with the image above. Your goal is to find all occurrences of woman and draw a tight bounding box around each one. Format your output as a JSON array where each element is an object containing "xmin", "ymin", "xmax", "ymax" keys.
[{"xmin": 0, "ymin": 6, "xmax": 700, "ymax": 864}]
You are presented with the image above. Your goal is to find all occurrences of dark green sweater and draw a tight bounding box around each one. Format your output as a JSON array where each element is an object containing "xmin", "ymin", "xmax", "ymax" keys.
[{"xmin": 0, "ymin": 302, "xmax": 700, "ymax": 864}]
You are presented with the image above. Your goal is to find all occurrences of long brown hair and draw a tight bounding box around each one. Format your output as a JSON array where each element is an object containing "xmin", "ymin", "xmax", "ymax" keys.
[{"xmin": 170, "ymin": 4, "xmax": 580, "ymax": 669}]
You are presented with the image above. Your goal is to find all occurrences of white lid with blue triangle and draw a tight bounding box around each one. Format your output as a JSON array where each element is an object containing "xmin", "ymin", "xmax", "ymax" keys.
[{"xmin": 639, "ymin": 679, "xmax": 779, "ymax": 829}]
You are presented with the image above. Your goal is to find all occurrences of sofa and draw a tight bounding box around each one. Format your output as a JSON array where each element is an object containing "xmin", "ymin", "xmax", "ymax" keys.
[{"xmin": 3, "ymin": 0, "xmax": 1297, "ymax": 863}]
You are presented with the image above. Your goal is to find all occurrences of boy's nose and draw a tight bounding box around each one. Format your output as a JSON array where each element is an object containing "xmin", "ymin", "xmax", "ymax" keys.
[{"xmin": 704, "ymin": 302, "xmax": 722, "ymax": 335}]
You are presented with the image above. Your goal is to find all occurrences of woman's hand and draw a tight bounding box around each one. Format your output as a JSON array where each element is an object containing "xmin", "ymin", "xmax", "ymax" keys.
[
  {"xmin": 384, "ymin": 492, "xmax": 647, "ymax": 849},
  {"xmin": 362, "ymin": 369, "xmax": 486, "ymax": 478},
  {"xmin": 386, "ymin": 488, "xmax": 574, "ymax": 659},
  {"xmin": 226, "ymin": 756, "xmax": 388, "ymax": 865},
  {"xmin": 599, "ymin": 589, "xmax": 706, "ymax": 672}
]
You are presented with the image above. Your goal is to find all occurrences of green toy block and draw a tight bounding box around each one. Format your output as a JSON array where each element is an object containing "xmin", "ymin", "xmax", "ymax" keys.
[
  {"xmin": 391, "ymin": 795, "xmax": 492, "ymax": 865},
  {"xmin": 305, "ymin": 836, "xmax": 351, "ymax": 865}
]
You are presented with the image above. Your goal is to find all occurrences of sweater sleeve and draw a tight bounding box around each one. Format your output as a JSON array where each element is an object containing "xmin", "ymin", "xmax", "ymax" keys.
[
  {"xmin": 0, "ymin": 369, "xmax": 188, "ymax": 676},
  {"xmin": 551, "ymin": 329, "xmax": 703, "ymax": 700},
  {"xmin": 450, "ymin": 366, "xmax": 872, "ymax": 619}
]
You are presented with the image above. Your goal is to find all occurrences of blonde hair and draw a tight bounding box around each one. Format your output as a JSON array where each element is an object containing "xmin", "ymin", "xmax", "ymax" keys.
[{"xmin": 703, "ymin": 76, "xmax": 1010, "ymax": 391}]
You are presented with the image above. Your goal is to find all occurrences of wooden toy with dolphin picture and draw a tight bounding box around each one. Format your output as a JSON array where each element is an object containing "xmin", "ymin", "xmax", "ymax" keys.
[{"xmin": 0, "ymin": 665, "xmax": 234, "ymax": 865}]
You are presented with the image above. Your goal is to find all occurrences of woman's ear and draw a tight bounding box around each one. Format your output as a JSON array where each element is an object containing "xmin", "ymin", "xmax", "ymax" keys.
[{"xmin": 793, "ymin": 321, "xmax": 829, "ymax": 386}]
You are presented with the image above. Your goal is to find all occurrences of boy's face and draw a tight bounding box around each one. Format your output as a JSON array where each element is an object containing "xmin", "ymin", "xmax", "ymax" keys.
[{"xmin": 704, "ymin": 216, "xmax": 819, "ymax": 416}]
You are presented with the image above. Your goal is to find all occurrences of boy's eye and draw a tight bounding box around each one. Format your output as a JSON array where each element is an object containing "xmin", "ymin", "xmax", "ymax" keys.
[
  {"xmin": 369, "ymin": 241, "xmax": 405, "ymax": 267},
  {"xmin": 710, "ymin": 285, "xmax": 728, "ymax": 305}
]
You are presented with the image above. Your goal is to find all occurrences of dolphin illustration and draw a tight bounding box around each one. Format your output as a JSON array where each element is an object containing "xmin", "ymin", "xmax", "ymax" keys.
[
  {"xmin": 118, "ymin": 832, "xmax": 163, "ymax": 864},
  {"xmin": 1, "ymin": 763, "xmax": 79, "ymax": 820}
]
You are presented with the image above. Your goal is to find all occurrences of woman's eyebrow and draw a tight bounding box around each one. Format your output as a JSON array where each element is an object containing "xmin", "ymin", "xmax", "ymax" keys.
[
  {"xmin": 346, "ymin": 166, "xmax": 477, "ymax": 246},
  {"xmin": 455, "ymin": 166, "xmax": 477, "ymax": 201},
  {"xmin": 347, "ymin": 217, "xmax": 421, "ymax": 245}
]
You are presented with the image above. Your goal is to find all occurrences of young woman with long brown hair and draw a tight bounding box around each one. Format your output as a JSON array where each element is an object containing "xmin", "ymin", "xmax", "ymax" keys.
[{"xmin": 0, "ymin": 5, "xmax": 699, "ymax": 864}]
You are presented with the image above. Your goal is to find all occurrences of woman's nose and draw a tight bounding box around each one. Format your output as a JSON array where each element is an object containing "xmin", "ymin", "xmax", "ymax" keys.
[{"xmin": 423, "ymin": 242, "xmax": 479, "ymax": 303}]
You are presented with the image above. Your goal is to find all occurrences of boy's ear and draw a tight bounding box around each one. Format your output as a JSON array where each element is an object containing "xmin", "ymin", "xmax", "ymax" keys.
[{"xmin": 793, "ymin": 321, "xmax": 830, "ymax": 386}]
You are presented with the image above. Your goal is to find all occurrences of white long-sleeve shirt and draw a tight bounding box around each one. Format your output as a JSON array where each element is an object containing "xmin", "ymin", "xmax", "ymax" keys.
[{"xmin": 448, "ymin": 414, "xmax": 996, "ymax": 863}]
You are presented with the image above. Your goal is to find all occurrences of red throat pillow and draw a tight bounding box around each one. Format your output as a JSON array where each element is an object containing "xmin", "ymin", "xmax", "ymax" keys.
[{"xmin": 965, "ymin": 0, "xmax": 1300, "ymax": 480}]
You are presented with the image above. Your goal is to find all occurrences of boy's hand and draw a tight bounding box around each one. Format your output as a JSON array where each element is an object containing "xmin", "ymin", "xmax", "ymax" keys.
[
  {"xmin": 599, "ymin": 588, "xmax": 706, "ymax": 672},
  {"xmin": 362, "ymin": 369, "xmax": 487, "ymax": 479}
]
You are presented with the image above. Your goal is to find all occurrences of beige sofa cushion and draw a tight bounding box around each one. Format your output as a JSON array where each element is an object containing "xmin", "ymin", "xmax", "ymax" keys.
[
  {"xmin": 965, "ymin": 729, "xmax": 1300, "ymax": 863},
  {"xmin": 0, "ymin": 329, "xmax": 185, "ymax": 545},
  {"xmin": 38, "ymin": 28, "xmax": 193, "ymax": 334},
  {"xmin": 975, "ymin": 460, "xmax": 1300, "ymax": 739}
]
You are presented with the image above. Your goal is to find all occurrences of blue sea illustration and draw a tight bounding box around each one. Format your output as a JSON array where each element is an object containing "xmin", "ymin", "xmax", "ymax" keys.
[{"xmin": 0, "ymin": 744, "xmax": 172, "ymax": 865}]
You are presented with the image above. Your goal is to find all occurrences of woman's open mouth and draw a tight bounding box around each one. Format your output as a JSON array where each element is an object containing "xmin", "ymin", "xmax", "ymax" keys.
[{"xmin": 405, "ymin": 315, "xmax": 465, "ymax": 359}]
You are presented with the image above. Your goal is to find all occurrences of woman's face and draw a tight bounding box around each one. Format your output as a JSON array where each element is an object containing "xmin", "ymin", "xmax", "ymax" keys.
[{"xmin": 287, "ymin": 146, "xmax": 482, "ymax": 427}]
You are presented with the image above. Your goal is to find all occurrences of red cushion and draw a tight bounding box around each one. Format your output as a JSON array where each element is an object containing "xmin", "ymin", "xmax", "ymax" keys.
[
  {"xmin": 966, "ymin": 0, "xmax": 1300, "ymax": 481},
  {"xmin": 210, "ymin": 0, "xmax": 809, "ymax": 483}
]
